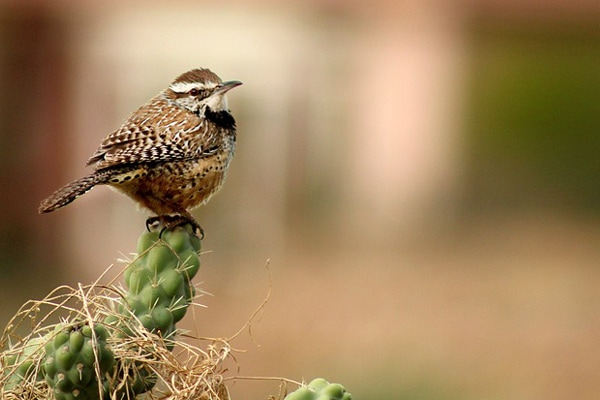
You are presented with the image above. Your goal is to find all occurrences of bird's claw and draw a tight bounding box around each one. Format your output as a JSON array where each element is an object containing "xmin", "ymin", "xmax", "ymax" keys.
[{"xmin": 145, "ymin": 215, "xmax": 204, "ymax": 239}]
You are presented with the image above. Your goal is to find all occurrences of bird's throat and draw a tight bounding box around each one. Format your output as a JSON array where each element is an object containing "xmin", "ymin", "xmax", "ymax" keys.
[{"xmin": 204, "ymin": 107, "xmax": 236, "ymax": 130}]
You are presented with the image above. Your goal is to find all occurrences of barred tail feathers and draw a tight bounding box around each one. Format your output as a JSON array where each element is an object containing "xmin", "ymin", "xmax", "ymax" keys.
[{"xmin": 39, "ymin": 171, "xmax": 111, "ymax": 214}]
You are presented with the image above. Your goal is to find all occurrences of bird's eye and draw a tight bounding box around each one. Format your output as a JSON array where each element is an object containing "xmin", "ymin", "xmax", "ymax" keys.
[{"xmin": 189, "ymin": 88, "xmax": 199, "ymax": 96}]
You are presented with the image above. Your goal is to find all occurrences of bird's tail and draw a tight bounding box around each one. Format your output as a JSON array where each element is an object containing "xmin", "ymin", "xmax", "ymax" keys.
[{"xmin": 39, "ymin": 170, "xmax": 113, "ymax": 214}]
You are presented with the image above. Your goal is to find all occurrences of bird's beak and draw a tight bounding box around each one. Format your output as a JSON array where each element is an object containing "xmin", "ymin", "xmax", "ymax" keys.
[{"xmin": 216, "ymin": 80, "xmax": 242, "ymax": 94}]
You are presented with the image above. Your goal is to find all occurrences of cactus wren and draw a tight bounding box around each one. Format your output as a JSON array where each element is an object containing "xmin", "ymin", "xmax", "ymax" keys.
[{"xmin": 39, "ymin": 68, "xmax": 242, "ymax": 234}]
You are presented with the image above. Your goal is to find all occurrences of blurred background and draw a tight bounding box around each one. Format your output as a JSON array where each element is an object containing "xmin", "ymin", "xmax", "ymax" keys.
[{"xmin": 1, "ymin": 0, "xmax": 600, "ymax": 399}]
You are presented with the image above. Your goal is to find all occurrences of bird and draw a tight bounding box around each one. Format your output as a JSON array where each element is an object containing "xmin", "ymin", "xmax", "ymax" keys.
[{"xmin": 39, "ymin": 68, "xmax": 242, "ymax": 236}]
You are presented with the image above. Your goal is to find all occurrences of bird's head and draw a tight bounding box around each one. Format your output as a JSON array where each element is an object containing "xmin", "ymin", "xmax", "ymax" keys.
[{"xmin": 166, "ymin": 68, "xmax": 242, "ymax": 117}]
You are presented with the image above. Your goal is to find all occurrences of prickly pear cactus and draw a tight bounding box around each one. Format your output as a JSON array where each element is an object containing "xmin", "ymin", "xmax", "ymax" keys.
[
  {"xmin": 284, "ymin": 378, "xmax": 352, "ymax": 400},
  {"xmin": 43, "ymin": 323, "xmax": 114, "ymax": 400}
]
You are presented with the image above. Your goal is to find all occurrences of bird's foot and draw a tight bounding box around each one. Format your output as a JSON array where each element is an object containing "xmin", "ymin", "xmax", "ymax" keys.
[{"xmin": 145, "ymin": 214, "xmax": 204, "ymax": 239}]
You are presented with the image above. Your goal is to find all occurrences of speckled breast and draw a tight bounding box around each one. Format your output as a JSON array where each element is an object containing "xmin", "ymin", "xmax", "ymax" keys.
[{"xmin": 110, "ymin": 147, "xmax": 234, "ymax": 215}]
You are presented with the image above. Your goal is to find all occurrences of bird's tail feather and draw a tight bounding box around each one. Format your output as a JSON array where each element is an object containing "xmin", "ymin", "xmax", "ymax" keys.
[{"xmin": 39, "ymin": 170, "xmax": 113, "ymax": 214}]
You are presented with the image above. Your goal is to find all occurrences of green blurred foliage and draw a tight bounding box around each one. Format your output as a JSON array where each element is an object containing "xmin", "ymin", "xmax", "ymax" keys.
[{"xmin": 465, "ymin": 22, "xmax": 600, "ymax": 212}]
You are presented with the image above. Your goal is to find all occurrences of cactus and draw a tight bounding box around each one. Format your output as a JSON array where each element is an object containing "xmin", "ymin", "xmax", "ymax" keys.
[
  {"xmin": 43, "ymin": 323, "xmax": 115, "ymax": 400},
  {"xmin": 284, "ymin": 379, "xmax": 352, "ymax": 400},
  {"xmin": 42, "ymin": 224, "xmax": 202, "ymax": 399},
  {"xmin": 122, "ymin": 225, "xmax": 201, "ymax": 336},
  {"xmin": 2, "ymin": 335, "xmax": 46, "ymax": 390}
]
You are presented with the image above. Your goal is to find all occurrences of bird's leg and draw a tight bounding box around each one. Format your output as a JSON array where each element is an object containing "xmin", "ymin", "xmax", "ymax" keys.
[
  {"xmin": 163, "ymin": 214, "xmax": 204, "ymax": 239},
  {"xmin": 146, "ymin": 216, "xmax": 162, "ymax": 232}
]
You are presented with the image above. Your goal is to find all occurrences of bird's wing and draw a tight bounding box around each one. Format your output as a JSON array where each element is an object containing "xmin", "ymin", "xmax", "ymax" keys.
[{"xmin": 87, "ymin": 99, "xmax": 206, "ymax": 170}]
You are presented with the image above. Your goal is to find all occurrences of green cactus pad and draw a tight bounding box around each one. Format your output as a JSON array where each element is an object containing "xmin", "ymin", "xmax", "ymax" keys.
[
  {"xmin": 106, "ymin": 360, "xmax": 157, "ymax": 399},
  {"xmin": 2, "ymin": 336, "xmax": 46, "ymax": 389},
  {"xmin": 285, "ymin": 379, "xmax": 352, "ymax": 400},
  {"xmin": 122, "ymin": 225, "xmax": 201, "ymax": 335},
  {"xmin": 43, "ymin": 323, "xmax": 115, "ymax": 400}
]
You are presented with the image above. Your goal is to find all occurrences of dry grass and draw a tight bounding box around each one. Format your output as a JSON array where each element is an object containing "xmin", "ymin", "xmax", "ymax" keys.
[{"xmin": 0, "ymin": 271, "xmax": 232, "ymax": 400}]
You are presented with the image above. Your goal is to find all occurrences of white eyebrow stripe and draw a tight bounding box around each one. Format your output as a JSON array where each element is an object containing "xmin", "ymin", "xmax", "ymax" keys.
[
  {"xmin": 169, "ymin": 82, "xmax": 203, "ymax": 93},
  {"xmin": 169, "ymin": 81, "xmax": 218, "ymax": 93}
]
